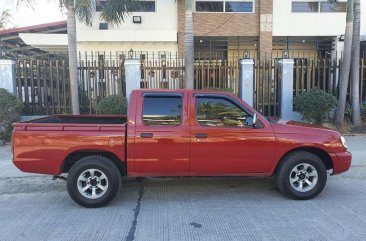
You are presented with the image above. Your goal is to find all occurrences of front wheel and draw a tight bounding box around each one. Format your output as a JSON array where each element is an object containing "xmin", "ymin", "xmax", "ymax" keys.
[
  {"xmin": 276, "ymin": 151, "xmax": 327, "ymax": 200},
  {"xmin": 67, "ymin": 156, "xmax": 121, "ymax": 208}
]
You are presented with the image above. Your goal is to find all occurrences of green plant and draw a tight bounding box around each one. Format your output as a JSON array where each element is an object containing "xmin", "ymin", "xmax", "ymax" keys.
[
  {"xmin": 343, "ymin": 102, "xmax": 366, "ymax": 122},
  {"xmin": 78, "ymin": 85, "xmax": 91, "ymax": 114},
  {"xmin": 361, "ymin": 105, "xmax": 366, "ymax": 121},
  {"xmin": 96, "ymin": 95, "xmax": 127, "ymax": 115},
  {"xmin": 344, "ymin": 102, "xmax": 352, "ymax": 122},
  {"xmin": 0, "ymin": 88, "xmax": 23, "ymax": 141},
  {"xmin": 294, "ymin": 87, "xmax": 337, "ymax": 125}
]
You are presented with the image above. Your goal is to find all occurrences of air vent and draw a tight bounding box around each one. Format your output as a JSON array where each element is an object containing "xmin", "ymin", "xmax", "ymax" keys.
[
  {"xmin": 133, "ymin": 16, "xmax": 142, "ymax": 24},
  {"xmin": 99, "ymin": 23, "xmax": 108, "ymax": 30}
]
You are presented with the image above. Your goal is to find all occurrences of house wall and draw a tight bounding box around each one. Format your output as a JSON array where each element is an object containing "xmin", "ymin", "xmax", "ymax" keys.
[
  {"xmin": 273, "ymin": 0, "xmax": 349, "ymax": 36},
  {"xmin": 76, "ymin": 0, "xmax": 178, "ymax": 53},
  {"xmin": 259, "ymin": 0, "xmax": 273, "ymax": 59},
  {"xmin": 193, "ymin": 12, "xmax": 260, "ymax": 37},
  {"xmin": 77, "ymin": 42, "xmax": 178, "ymax": 56},
  {"xmin": 178, "ymin": 0, "xmax": 261, "ymax": 57},
  {"xmin": 177, "ymin": 0, "xmax": 185, "ymax": 57},
  {"xmin": 361, "ymin": 0, "xmax": 366, "ymax": 38},
  {"xmin": 73, "ymin": 0, "xmax": 366, "ymax": 59}
]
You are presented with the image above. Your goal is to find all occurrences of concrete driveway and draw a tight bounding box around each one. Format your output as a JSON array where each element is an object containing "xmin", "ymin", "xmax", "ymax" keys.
[{"xmin": 0, "ymin": 136, "xmax": 365, "ymax": 241}]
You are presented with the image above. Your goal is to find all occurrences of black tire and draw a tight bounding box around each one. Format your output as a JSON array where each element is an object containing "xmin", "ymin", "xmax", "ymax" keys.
[
  {"xmin": 276, "ymin": 151, "xmax": 327, "ymax": 200},
  {"xmin": 66, "ymin": 155, "xmax": 121, "ymax": 208}
]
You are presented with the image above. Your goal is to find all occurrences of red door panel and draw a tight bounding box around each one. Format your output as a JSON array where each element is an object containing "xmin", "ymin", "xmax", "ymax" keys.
[
  {"xmin": 133, "ymin": 91, "xmax": 190, "ymax": 175},
  {"xmin": 190, "ymin": 127, "xmax": 275, "ymax": 173},
  {"xmin": 134, "ymin": 130, "xmax": 190, "ymax": 173},
  {"xmin": 189, "ymin": 94, "xmax": 276, "ymax": 174}
]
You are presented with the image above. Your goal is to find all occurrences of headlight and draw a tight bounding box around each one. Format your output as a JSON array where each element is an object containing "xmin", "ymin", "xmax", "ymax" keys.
[{"xmin": 340, "ymin": 136, "xmax": 347, "ymax": 149}]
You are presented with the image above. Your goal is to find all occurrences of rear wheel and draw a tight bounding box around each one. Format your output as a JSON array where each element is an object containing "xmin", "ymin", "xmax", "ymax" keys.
[
  {"xmin": 276, "ymin": 151, "xmax": 327, "ymax": 200},
  {"xmin": 67, "ymin": 156, "xmax": 121, "ymax": 208}
]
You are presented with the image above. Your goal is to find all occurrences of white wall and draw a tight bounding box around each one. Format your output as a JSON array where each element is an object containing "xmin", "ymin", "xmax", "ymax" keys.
[
  {"xmin": 361, "ymin": 0, "xmax": 366, "ymax": 39},
  {"xmin": 77, "ymin": 42, "xmax": 178, "ymax": 55},
  {"xmin": 273, "ymin": 0, "xmax": 353, "ymax": 36},
  {"xmin": 19, "ymin": 33, "xmax": 68, "ymax": 51},
  {"xmin": 76, "ymin": 0, "xmax": 178, "ymax": 44}
]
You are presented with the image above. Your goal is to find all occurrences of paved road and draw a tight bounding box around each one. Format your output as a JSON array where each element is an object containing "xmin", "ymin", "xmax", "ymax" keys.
[{"xmin": 0, "ymin": 136, "xmax": 365, "ymax": 241}]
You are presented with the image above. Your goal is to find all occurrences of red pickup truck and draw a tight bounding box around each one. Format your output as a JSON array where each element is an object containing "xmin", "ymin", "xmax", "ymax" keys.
[{"xmin": 12, "ymin": 89, "xmax": 351, "ymax": 208}]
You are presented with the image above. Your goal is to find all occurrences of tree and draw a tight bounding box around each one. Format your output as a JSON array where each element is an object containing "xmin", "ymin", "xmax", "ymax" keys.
[
  {"xmin": 334, "ymin": 0, "xmax": 353, "ymax": 126},
  {"xmin": 350, "ymin": 0, "xmax": 361, "ymax": 129},
  {"xmin": 184, "ymin": 0, "xmax": 194, "ymax": 90},
  {"xmin": 18, "ymin": 0, "xmax": 137, "ymax": 114},
  {"xmin": 0, "ymin": 9, "xmax": 12, "ymax": 29}
]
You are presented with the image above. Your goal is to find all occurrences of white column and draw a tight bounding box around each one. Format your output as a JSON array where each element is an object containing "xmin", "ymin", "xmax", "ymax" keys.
[
  {"xmin": 124, "ymin": 59, "xmax": 141, "ymax": 101},
  {"xmin": 0, "ymin": 60, "xmax": 16, "ymax": 94},
  {"xmin": 278, "ymin": 59, "xmax": 302, "ymax": 121},
  {"xmin": 332, "ymin": 36, "xmax": 344, "ymax": 90},
  {"xmin": 239, "ymin": 59, "xmax": 254, "ymax": 107},
  {"xmin": 332, "ymin": 36, "xmax": 344, "ymax": 60}
]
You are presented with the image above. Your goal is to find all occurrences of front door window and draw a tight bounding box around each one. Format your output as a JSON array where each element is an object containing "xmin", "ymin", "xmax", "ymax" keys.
[{"xmin": 196, "ymin": 97, "xmax": 251, "ymax": 127}]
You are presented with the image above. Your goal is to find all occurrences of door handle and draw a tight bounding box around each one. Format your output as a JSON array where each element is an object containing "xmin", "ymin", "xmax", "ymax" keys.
[
  {"xmin": 195, "ymin": 133, "xmax": 208, "ymax": 138},
  {"xmin": 140, "ymin": 133, "xmax": 153, "ymax": 138}
]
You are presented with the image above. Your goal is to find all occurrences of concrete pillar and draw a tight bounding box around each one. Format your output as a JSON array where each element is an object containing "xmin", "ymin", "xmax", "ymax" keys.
[
  {"xmin": 278, "ymin": 59, "xmax": 301, "ymax": 121},
  {"xmin": 125, "ymin": 59, "xmax": 141, "ymax": 101},
  {"xmin": 0, "ymin": 60, "xmax": 16, "ymax": 94},
  {"xmin": 239, "ymin": 59, "xmax": 254, "ymax": 107}
]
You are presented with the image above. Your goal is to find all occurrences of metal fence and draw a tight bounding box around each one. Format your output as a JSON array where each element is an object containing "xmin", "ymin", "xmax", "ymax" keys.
[
  {"xmin": 16, "ymin": 59, "xmax": 70, "ymax": 115},
  {"xmin": 15, "ymin": 53, "xmax": 366, "ymax": 117},
  {"xmin": 254, "ymin": 59, "xmax": 280, "ymax": 117},
  {"xmin": 293, "ymin": 58, "xmax": 338, "ymax": 96},
  {"xmin": 78, "ymin": 59, "xmax": 125, "ymax": 114},
  {"xmin": 194, "ymin": 60, "xmax": 240, "ymax": 94},
  {"xmin": 140, "ymin": 56, "xmax": 185, "ymax": 89}
]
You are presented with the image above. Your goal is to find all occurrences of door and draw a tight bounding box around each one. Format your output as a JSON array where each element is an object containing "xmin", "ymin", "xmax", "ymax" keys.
[
  {"xmin": 190, "ymin": 94, "xmax": 276, "ymax": 174},
  {"xmin": 134, "ymin": 92, "xmax": 190, "ymax": 175}
]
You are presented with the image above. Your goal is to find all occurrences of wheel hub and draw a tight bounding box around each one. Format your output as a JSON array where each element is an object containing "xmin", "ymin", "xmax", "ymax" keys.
[
  {"xmin": 289, "ymin": 163, "xmax": 319, "ymax": 193},
  {"xmin": 298, "ymin": 173, "xmax": 306, "ymax": 180},
  {"xmin": 77, "ymin": 169, "xmax": 109, "ymax": 199},
  {"xmin": 88, "ymin": 177, "xmax": 99, "ymax": 187}
]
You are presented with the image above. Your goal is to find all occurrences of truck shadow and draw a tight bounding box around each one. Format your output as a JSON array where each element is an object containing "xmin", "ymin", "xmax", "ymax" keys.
[{"xmin": 118, "ymin": 176, "xmax": 282, "ymax": 203}]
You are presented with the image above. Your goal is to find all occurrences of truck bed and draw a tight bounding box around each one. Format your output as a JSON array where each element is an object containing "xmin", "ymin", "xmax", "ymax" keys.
[
  {"xmin": 12, "ymin": 115, "xmax": 127, "ymax": 175},
  {"xmin": 24, "ymin": 115, "xmax": 127, "ymax": 125}
]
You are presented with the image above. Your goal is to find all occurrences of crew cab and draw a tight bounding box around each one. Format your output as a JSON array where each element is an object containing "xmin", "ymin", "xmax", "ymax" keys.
[{"xmin": 12, "ymin": 89, "xmax": 352, "ymax": 208}]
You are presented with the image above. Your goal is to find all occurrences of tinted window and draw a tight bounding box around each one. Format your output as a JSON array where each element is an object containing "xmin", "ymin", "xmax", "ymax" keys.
[
  {"xmin": 97, "ymin": 1, "xmax": 155, "ymax": 12},
  {"xmin": 96, "ymin": 1, "xmax": 107, "ymax": 12},
  {"xmin": 132, "ymin": 1, "xmax": 156, "ymax": 12},
  {"xmin": 320, "ymin": 2, "xmax": 346, "ymax": 12},
  {"xmin": 292, "ymin": 2, "xmax": 318, "ymax": 12},
  {"xmin": 143, "ymin": 96, "xmax": 182, "ymax": 126},
  {"xmin": 196, "ymin": 1, "xmax": 224, "ymax": 12},
  {"xmin": 225, "ymin": 2, "xmax": 253, "ymax": 12},
  {"xmin": 196, "ymin": 97, "xmax": 250, "ymax": 127}
]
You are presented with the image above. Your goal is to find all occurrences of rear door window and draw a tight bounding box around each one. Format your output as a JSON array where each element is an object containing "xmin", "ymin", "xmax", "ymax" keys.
[{"xmin": 142, "ymin": 96, "xmax": 183, "ymax": 126}]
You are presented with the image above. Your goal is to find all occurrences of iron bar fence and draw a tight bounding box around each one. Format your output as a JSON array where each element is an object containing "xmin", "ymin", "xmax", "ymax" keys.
[
  {"xmin": 14, "ymin": 52, "xmax": 366, "ymax": 117},
  {"xmin": 254, "ymin": 59, "xmax": 280, "ymax": 117},
  {"xmin": 78, "ymin": 58, "xmax": 125, "ymax": 114},
  {"xmin": 16, "ymin": 59, "xmax": 70, "ymax": 115}
]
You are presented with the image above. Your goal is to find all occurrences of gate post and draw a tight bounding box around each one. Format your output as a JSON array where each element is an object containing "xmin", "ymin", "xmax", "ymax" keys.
[
  {"xmin": 124, "ymin": 59, "xmax": 141, "ymax": 100},
  {"xmin": 239, "ymin": 58, "xmax": 254, "ymax": 107},
  {"xmin": 0, "ymin": 60, "xmax": 16, "ymax": 94},
  {"xmin": 278, "ymin": 59, "xmax": 301, "ymax": 121}
]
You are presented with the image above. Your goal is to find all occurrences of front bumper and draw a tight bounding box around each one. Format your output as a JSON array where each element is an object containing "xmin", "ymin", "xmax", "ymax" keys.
[{"xmin": 330, "ymin": 151, "xmax": 352, "ymax": 175}]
